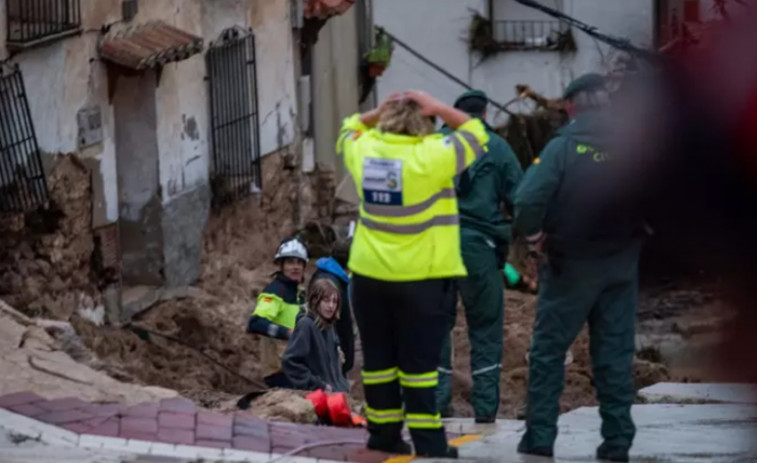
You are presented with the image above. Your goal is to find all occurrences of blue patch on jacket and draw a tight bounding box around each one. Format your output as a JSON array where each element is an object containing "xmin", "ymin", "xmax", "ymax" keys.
[{"xmin": 315, "ymin": 257, "xmax": 349, "ymax": 283}]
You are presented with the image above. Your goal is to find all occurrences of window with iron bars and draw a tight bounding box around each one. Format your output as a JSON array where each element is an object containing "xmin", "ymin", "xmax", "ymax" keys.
[
  {"xmin": 492, "ymin": 20, "xmax": 567, "ymax": 50},
  {"xmin": 0, "ymin": 64, "xmax": 49, "ymax": 213},
  {"xmin": 207, "ymin": 27, "xmax": 262, "ymax": 208},
  {"xmin": 6, "ymin": 0, "xmax": 82, "ymax": 49}
]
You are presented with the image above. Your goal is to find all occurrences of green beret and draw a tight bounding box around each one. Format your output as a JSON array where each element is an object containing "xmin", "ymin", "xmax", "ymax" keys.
[
  {"xmin": 563, "ymin": 73, "xmax": 607, "ymax": 100},
  {"xmin": 454, "ymin": 89, "xmax": 488, "ymax": 107}
]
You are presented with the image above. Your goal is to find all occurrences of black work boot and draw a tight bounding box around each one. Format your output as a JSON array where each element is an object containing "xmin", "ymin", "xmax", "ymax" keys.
[
  {"xmin": 367, "ymin": 436, "xmax": 412, "ymax": 454},
  {"xmin": 596, "ymin": 442, "xmax": 630, "ymax": 462},
  {"xmin": 517, "ymin": 441, "xmax": 554, "ymax": 457},
  {"xmin": 417, "ymin": 446, "xmax": 458, "ymax": 459},
  {"xmin": 474, "ymin": 414, "xmax": 496, "ymax": 424},
  {"xmin": 366, "ymin": 423, "xmax": 412, "ymax": 455}
]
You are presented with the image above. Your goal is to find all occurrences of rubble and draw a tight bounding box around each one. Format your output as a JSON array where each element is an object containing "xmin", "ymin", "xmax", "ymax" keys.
[
  {"xmin": 0, "ymin": 300, "xmax": 175, "ymax": 404},
  {"xmin": 247, "ymin": 389, "xmax": 317, "ymax": 423},
  {"xmin": 0, "ymin": 155, "xmax": 100, "ymax": 320}
]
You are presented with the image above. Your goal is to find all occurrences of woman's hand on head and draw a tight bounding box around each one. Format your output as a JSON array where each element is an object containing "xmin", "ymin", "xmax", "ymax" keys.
[{"xmin": 405, "ymin": 91, "xmax": 443, "ymax": 117}]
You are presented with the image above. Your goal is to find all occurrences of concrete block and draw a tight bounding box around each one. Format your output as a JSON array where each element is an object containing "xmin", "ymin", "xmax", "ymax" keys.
[
  {"xmin": 147, "ymin": 442, "xmax": 179, "ymax": 455},
  {"xmin": 221, "ymin": 448, "xmax": 270, "ymax": 462},
  {"xmin": 122, "ymin": 438, "xmax": 154, "ymax": 453},
  {"xmin": 639, "ymin": 383, "xmax": 757, "ymax": 404},
  {"xmin": 78, "ymin": 434, "xmax": 129, "ymax": 451}
]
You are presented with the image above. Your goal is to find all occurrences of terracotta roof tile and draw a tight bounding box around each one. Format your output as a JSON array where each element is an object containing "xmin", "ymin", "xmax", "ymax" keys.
[
  {"xmin": 100, "ymin": 21, "xmax": 203, "ymax": 70},
  {"xmin": 305, "ymin": 0, "xmax": 356, "ymax": 19}
]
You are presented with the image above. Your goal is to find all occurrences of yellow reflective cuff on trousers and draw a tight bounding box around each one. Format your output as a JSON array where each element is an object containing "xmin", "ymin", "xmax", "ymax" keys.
[
  {"xmin": 405, "ymin": 413, "xmax": 443, "ymax": 429},
  {"xmin": 366, "ymin": 406, "xmax": 404, "ymax": 424},
  {"xmin": 399, "ymin": 370, "xmax": 439, "ymax": 388},
  {"xmin": 362, "ymin": 367, "xmax": 399, "ymax": 385}
]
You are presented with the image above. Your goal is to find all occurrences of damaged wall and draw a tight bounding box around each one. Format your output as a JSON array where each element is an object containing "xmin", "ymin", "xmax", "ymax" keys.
[
  {"xmin": 0, "ymin": 0, "xmax": 303, "ymax": 292},
  {"xmin": 374, "ymin": 0, "xmax": 655, "ymax": 124}
]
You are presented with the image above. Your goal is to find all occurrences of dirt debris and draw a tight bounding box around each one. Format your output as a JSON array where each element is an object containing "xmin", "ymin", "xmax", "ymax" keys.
[
  {"xmin": 446, "ymin": 290, "xmax": 673, "ymax": 418},
  {"xmin": 0, "ymin": 300, "xmax": 175, "ymax": 403},
  {"xmin": 0, "ymin": 155, "xmax": 100, "ymax": 320},
  {"xmin": 247, "ymin": 389, "xmax": 317, "ymax": 423}
]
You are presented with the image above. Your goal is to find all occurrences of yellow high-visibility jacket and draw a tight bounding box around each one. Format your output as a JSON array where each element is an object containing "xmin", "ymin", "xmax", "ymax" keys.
[{"xmin": 336, "ymin": 114, "xmax": 489, "ymax": 281}]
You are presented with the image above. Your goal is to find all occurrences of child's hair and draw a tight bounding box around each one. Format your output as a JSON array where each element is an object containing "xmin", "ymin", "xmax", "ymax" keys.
[{"xmin": 307, "ymin": 278, "xmax": 341, "ymax": 328}]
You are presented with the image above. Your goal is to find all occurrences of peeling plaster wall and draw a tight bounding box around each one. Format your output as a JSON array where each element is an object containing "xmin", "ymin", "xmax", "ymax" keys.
[
  {"xmin": 312, "ymin": 7, "xmax": 361, "ymax": 179},
  {"xmin": 375, "ymin": 0, "xmax": 654, "ymax": 126},
  {"xmin": 4, "ymin": 0, "xmax": 121, "ymax": 226}
]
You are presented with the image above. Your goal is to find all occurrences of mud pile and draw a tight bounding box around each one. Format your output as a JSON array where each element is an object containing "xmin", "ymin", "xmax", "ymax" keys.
[
  {"xmin": 447, "ymin": 290, "xmax": 672, "ymax": 418},
  {"xmin": 0, "ymin": 155, "xmax": 100, "ymax": 320}
]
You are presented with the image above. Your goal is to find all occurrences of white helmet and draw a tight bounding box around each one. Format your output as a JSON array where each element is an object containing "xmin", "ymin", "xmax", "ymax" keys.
[{"xmin": 274, "ymin": 238, "xmax": 308, "ymax": 263}]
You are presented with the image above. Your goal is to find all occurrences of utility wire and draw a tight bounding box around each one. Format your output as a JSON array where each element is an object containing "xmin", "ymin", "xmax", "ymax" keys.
[
  {"xmin": 126, "ymin": 323, "xmax": 269, "ymax": 391},
  {"xmin": 377, "ymin": 27, "xmax": 514, "ymax": 115},
  {"xmin": 512, "ymin": 0, "xmax": 662, "ymax": 64}
]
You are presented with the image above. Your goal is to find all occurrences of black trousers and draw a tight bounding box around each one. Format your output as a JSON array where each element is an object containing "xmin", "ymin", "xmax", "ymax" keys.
[{"xmin": 352, "ymin": 273, "xmax": 453, "ymax": 456}]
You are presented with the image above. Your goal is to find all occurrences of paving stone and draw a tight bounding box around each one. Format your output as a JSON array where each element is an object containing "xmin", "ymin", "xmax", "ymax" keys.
[
  {"xmin": 90, "ymin": 417, "xmax": 121, "ymax": 437},
  {"xmin": 159, "ymin": 398, "xmax": 196, "ymax": 414},
  {"xmin": 346, "ymin": 448, "xmax": 391, "ymax": 463},
  {"xmin": 80, "ymin": 416, "xmax": 111, "ymax": 428},
  {"xmin": 195, "ymin": 439, "xmax": 231, "ymax": 449},
  {"xmin": 8, "ymin": 403, "xmax": 47, "ymax": 417},
  {"xmin": 157, "ymin": 428, "xmax": 195, "ymax": 445},
  {"xmin": 124, "ymin": 402, "xmax": 159, "ymax": 418},
  {"xmin": 122, "ymin": 416, "xmax": 159, "ymax": 434},
  {"xmin": 304, "ymin": 444, "xmax": 355, "ymax": 461},
  {"xmin": 197, "ymin": 410, "xmax": 233, "ymax": 428},
  {"xmin": 39, "ymin": 397, "xmax": 89, "ymax": 412},
  {"xmin": 158, "ymin": 412, "xmax": 195, "ymax": 430},
  {"xmin": 196, "ymin": 423, "xmax": 233, "ymax": 442},
  {"xmin": 234, "ymin": 423, "xmax": 269, "ymax": 439},
  {"xmin": 234, "ymin": 412, "xmax": 267, "ymax": 427},
  {"xmin": 0, "ymin": 391, "xmax": 45, "ymax": 408},
  {"xmin": 84, "ymin": 403, "xmax": 123, "ymax": 418},
  {"xmin": 232, "ymin": 435, "xmax": 270, "ymax": 452},
  {"xmin": 37, "ymin": 409, "xmax": 94, "ymax": 425},
  {"xmin": 222, "ymin": 448, "xmax": 271, "ymax": 461}
]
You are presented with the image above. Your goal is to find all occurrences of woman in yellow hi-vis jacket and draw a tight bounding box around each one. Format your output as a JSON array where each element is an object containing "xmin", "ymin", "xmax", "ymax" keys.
[{"xmin": 337, "ymin": 92, "xmax": 489, "ymax": 458}]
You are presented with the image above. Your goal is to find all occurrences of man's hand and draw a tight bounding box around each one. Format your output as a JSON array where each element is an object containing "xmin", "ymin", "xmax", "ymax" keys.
[
  {"xmin": 338, "ymin": 347, "xmax": 346, "ymax": 365},
  {"xmin": 325, "ymin": 384, "xmax": 334, "ymax": 393}
]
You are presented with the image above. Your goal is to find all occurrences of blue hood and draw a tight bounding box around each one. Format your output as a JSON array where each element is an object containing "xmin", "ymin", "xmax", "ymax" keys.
[{"xmin": 316, "ymin": 257, "xmax": 350, "ymax": 283}]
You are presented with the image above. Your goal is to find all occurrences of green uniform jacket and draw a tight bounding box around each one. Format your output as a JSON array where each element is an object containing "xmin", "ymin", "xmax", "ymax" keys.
[
  {"xmin": 514, "ymin": 110, "xmax": 644, "ymax": 258},
  {"xmin": 441, "ymin": 121, "xmax": 523, "ymax": 245}
]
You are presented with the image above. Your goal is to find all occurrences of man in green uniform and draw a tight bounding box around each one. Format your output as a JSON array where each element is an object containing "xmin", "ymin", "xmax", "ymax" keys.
[
  {"xmin": 514, "ymin": 74, "xmax": 645, "ymax": 462},
  {"xmin": 437, "ymin": 90, "xmax": 524, "ymax": 423}
]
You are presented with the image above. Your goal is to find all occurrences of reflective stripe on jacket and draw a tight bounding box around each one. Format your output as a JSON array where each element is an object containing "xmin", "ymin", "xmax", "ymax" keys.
[{"xmin": 337, "ymin": 114, "xmax": 489, "ymax": 281}]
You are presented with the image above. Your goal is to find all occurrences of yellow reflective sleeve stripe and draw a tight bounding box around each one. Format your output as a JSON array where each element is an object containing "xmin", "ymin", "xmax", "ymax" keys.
[
  {"xmin": 457, "ymin": 130, "xmax": 486, "ymax": 161},
  {"xmin": 450, "ymin": 134, "xmax": 467, "ymax": 174},
  {"xmin": 405, "ymin": 413, "xmax": 443, "ymax": 429},
  {"xmin": 362, "ymin": 367, "xmax": 399, "ymax": 385},
  {"xmin": 366, "ymin": 407, "xmax": 404, "ymax": 424},
  {"xmin": 399, "ymin": 371, "xmax": 439, "ymax": 388},
  {"xmin": 362, "ymin": 188, "xmax": 456, "ymax": 218},
  {"xmin": 360, "ymin": 215, "xmax": 459, "ymax": 235}
]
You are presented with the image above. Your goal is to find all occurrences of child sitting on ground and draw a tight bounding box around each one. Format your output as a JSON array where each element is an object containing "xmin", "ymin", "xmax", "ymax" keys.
[{"xmin": 281, "ymin": 278, "xmax": 350, "ymax": 393}]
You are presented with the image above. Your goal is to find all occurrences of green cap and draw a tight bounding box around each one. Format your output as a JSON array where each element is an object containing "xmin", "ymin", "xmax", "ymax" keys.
[
  {"xmin": 563, "ymin": 73, "xmax": 607, "ymax": 100},
  {"xmin": 454, "ymin": 89, "xmax": 488, "ymax": 107}
]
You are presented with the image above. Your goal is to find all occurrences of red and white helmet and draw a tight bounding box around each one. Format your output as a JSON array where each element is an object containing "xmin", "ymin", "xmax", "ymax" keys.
[{"xmin": 274, "ymin": 238, "xmax": 308, "ymax": 263}]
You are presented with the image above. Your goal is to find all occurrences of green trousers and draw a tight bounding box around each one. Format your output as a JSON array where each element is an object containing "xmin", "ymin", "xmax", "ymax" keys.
[
  {"xmin": 437, "ymin": 229, "xmax": 505, "ymax": 417},
  {"xmin": 520, "ymin": 244, "xmax": 640, "ymax": 451}
]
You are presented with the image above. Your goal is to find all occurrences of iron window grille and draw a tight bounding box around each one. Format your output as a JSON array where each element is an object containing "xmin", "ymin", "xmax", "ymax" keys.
[
  {"xmin": 492, "ymin": 20, "xmax": 567, "ymax": 50},
  {"xmin": 0, "ymin": 64, "xmax": 49, "ymax": 213},
  {"xmin": 206, "ymin": 27, "xmax": 262, "ymax": 208},
  {"xmin": 6, "ymin": 0, "xmax": 82, "ymax": 49}
]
